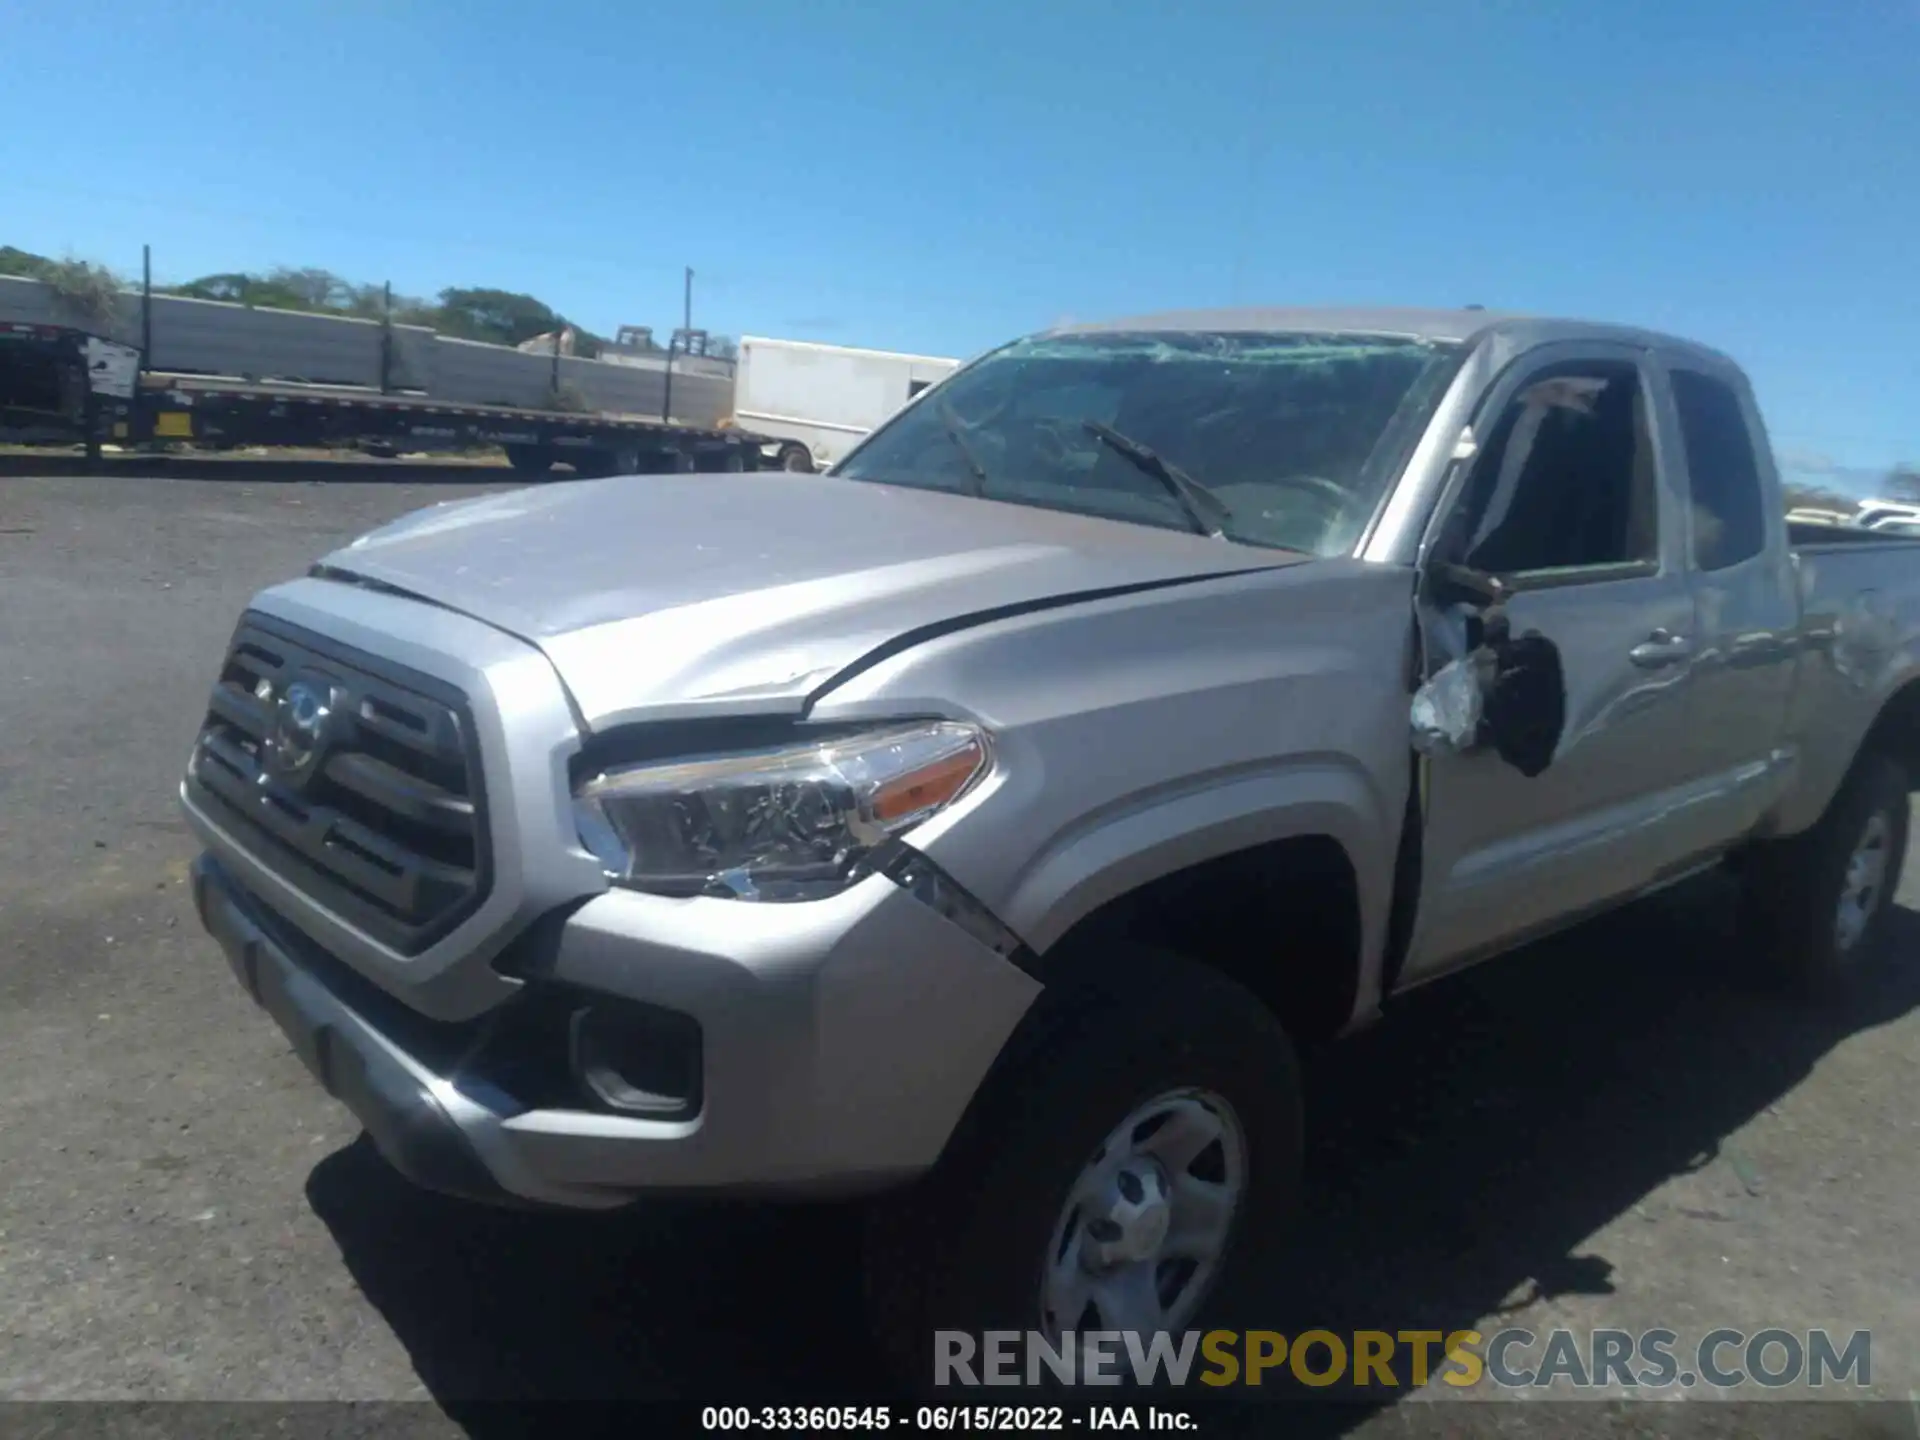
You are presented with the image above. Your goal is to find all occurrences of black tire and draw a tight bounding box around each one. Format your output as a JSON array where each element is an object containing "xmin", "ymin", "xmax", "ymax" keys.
[
  {"xmin": 635, "ymin": 449, "xmax": 695, "ymax": 474},
  {"xmin": 1738, "ymin": 750, "xmax": 1910, "ymax": 996},
  {"xmin": 863, "ymin": 947, "xmax": 1302, "ymax": 1393},
  {"xmin": 502, "ymin": 443, "xmax": 555, "ymax": 477},
  {"xmin": 779, "ymin": 443, "xmax": 815, "ymax": 473},
  {"xmin": 570, "ymin": 445, "xmax": 644, "ymax": 480}
]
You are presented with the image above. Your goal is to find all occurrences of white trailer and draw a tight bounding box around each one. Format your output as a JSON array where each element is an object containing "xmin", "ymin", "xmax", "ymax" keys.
[
  {"xmin": 731, "ymin": 336, "xmax": 961, "ymax": 470},
  {"xmin": 1854, "ymin": 499, "xmax": 1920, "ymax": 532}
]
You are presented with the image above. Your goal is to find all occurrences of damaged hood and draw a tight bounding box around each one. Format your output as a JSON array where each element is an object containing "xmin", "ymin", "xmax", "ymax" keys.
[{"xmin": 319, "ymin": 473, "xmax": 1301, "ymax": 729}]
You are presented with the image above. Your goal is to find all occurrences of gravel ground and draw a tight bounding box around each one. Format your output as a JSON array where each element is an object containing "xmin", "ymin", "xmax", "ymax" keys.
[{"xmin": 0, "ymin": 465, "xmax": 1915, "ymax": 1437}]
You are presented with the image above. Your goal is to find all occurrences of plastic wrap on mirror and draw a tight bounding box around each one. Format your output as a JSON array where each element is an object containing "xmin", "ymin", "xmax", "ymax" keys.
[{"xmin": 1410, "ymin": 654, "xmax": 1486, "ymax": 754}]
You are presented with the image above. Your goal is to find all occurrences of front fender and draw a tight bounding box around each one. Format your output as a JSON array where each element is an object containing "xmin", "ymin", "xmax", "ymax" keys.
[{"xmin": 808, "ymin": 558, "xmax": 1417, "ymax": 1022}]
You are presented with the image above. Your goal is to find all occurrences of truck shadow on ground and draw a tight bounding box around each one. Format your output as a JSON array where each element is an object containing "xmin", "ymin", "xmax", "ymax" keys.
[{"xmin": 306, "ymin": 878, "xmax": 1920, "ymax": 1433}]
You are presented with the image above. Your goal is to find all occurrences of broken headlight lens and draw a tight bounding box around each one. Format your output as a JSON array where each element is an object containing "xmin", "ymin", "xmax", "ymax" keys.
[{"xmin": 574, "ymin": 722, "xmax": 990, "ymax": 900}]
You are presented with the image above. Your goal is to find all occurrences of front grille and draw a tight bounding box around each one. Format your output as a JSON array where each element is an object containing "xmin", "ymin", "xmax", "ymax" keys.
[{"xmin": 186, "ymin": 614, "xmax": 490, "ymax": 954}]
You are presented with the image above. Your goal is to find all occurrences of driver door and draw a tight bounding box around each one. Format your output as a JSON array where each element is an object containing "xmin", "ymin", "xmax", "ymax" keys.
[{"xmin": 1398, "ymin": 342, "xmax": 1708, "ymax": 982}]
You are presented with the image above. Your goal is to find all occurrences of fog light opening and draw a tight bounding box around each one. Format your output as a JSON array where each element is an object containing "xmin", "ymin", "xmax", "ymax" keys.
[{"xmin": 567, "ymin": 1003, "xmax": 702, "ymax": 1118}]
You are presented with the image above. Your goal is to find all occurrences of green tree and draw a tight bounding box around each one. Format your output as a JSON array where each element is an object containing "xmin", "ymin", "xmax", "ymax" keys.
[
  {"xmin": 0, "ymin": 245, "xmax": 56, "ymax": 279},
  {"xmin": 172, "ymin": 272, "xmax": 257, "ymax": 303},
  {"xmin": 8, "ymin": 243, "xmax": 608, "ymax": 353},
  {"xmin": 341, "ymin": 282, "xmax": 431, "ymax": 321},
  {"xmin": 433, "ymin": 287, "xmax": 564, "ymax": 347},
  {"xmin": 263, "ymin": 267, "xmax": 349, "ymax": 310},
  {"xmin": 173, "ymin": 267, "xmax": 383, "ymax": 316},
  {"xmin": 0, "ymin": 246, "xmax": 124, "ymax": 321}
]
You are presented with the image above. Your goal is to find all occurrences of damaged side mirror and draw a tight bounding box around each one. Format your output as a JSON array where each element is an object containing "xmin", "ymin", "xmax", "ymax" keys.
[
  {"xmin": 1411, "ymin": 562, "xmax": 1567, "ymax": 778},
  {"xmin": 1427, "ymin": 560, "xmax": 1512, "ymax": 611}
]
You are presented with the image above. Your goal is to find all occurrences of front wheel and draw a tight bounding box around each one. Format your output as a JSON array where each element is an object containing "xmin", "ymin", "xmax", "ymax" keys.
[
  {"xmin": 863, "ymin": 948, "xmax": 1301, "ymax": 1391},
  {"xmin": 1739, "ymin": 750, "xmax": 1910, "ymax": 996}
]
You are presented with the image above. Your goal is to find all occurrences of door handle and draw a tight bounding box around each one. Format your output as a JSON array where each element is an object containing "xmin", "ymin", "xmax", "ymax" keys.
[{"xmin": 1628, "ymin": 629, "xmax": 1693, "ymax": 668}]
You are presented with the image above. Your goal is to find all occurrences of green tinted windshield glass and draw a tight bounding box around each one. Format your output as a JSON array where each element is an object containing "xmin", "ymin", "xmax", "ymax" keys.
[{"xmin": 834, "ymin": 330, "xmax": 1460, "ymax": 555}]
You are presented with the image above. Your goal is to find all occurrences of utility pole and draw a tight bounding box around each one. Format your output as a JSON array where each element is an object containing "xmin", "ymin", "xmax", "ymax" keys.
[
  {"xmin": 378, "ymin": 281, "xmax": 393, "ymax": 394},
  {"xmin": 662, "ymin": 332, "xmax": 679, "ymax": 425},
  {"xmin": 664, "ymin": 266, "xmax": 696, "ymax": 418}
]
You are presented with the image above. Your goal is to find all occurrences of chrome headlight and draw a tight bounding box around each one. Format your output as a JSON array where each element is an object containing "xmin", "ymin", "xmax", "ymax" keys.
[{"xmin": 574, "ymin": 721, "xmax": 990, "ymax": 900}]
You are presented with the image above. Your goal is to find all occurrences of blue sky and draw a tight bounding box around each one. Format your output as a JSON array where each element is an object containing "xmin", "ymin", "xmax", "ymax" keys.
[{"xmin": 3, "ymin": 0, "xmax": 1913, "ymax": 483}]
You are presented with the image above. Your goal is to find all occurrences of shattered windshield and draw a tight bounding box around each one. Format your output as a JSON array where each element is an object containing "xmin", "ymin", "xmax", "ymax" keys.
[{"xmin": 834, "ymin": 329, "xmax": 1461, "ymax": 555}]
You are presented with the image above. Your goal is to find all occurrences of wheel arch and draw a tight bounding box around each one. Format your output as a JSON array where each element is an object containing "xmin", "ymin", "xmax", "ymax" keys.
[
  {"xmin": 1855, "ymin": 674, "xmax": 1920, "ymax": 785},
  {"xmin": 1004, "ymin": 761, "xmax": 1396, "ymax": 1045},
  {"xmin": 1774, "ymin": 668, "xmax": 1920, "ymax": 839}
]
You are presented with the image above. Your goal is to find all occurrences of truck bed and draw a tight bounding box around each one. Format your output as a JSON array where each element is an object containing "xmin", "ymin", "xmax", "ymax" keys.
[
  {"xmin": 1771, "ymin": 524, "xmax": 1920, "ymax": 839},
  {"xmin": 1789, "ymin": 521, "xmax": 1920, "ymax": 549}
]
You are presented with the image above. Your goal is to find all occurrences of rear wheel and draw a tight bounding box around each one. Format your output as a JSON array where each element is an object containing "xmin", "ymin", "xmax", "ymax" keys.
[
  {"xmin": 637, "ymin": 448, "xmax": 695, "ymax": 474},
  {"xmin": 1739, "ymin": 751, "xmax": 1910, "ymax": 996},
  {"xmin": 863, "ymin": 947, "xmax": 1301, "ymax": 1391},
  {"xmin": 571, "ymin": 445, "xmax": 642, "ymax": 480},
  {"xmin": 779, "ymin": 442, "xmax": 815, "ymax": 473}
]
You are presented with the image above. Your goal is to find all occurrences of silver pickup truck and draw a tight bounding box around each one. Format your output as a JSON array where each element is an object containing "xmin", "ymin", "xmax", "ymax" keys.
[{"xmin": 182, "ymin": 307, "xmax": 1920, "ymax": 1370}]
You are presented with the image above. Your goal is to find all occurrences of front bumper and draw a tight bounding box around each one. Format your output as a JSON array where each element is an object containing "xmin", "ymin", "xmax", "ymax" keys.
[
  {"xmin": 194, "ymin": 855, "xmax": 519, "ymax": 1204},
  {"xmin": 192, "ymin": 852, "xmax": 1042, "ymax": 1209}
]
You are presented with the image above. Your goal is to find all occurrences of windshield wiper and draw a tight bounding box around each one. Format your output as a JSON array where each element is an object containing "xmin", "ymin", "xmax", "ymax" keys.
[
  {"xmin": 936, "ymin": 399, "xmax": 991, "ymax": 497},
  {"xmin": 1080, "ymin": 420, "xmax": 1232, "ymax": 538}
]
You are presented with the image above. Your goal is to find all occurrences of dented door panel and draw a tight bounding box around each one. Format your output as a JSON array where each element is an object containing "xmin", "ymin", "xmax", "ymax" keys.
[
  {"xmin": 1397, "ymin": 341, "xmax": 1710, "ymax": 983},
  {"xmin": 1405, "ymin": 572, "xmax": 1703, "ymax": 974}
]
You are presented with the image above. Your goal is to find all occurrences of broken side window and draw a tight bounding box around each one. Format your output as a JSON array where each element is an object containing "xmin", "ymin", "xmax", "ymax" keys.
[{"xmin": 1454, "ymin": 361, "xmax": 1658, "ymax": 577}]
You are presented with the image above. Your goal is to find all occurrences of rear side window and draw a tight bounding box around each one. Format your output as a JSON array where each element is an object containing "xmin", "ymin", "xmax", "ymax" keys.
[{"xmin": 1670, "ymin": 368, "xmax": 1766, "ymax": 570}]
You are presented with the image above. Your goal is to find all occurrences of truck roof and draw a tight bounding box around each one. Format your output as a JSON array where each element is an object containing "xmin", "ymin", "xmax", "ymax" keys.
[{"xmin": 1052, "ymin": 306, "xmax": 1741, "ymax": 373}]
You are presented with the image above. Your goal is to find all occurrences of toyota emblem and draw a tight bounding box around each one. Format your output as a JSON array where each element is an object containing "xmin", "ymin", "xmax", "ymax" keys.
[{"xmin": 262, "ymin": 677, "xmax": 341, "ymax": 786}]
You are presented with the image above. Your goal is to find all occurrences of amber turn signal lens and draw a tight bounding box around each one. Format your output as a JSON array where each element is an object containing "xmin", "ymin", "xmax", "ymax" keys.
[{"xmin": 870, "ymin": 738, "xmax": 986, "ymax": 823}]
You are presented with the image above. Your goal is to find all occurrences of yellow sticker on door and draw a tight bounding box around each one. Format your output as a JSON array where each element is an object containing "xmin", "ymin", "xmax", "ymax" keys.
[{"xmin": 153, "ymin": 411, "xmax": 193, "ymax": 438}]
